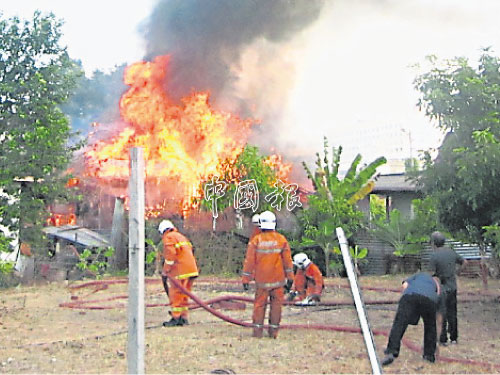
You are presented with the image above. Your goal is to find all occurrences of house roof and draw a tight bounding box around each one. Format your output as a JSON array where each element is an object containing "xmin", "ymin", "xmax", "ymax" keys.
[
  {"xmin": 372, "ymin": 173, "xmax": 417, "ymax": 193},
  {"xmin": 43, "ymin": 225, "xmax": 110, "ymax": 249}
]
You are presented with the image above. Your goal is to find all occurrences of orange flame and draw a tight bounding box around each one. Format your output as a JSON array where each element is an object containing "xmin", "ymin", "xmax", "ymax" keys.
[{"xmin": 84, "ymin": 56, "xmax": 255, "ymax": 216}]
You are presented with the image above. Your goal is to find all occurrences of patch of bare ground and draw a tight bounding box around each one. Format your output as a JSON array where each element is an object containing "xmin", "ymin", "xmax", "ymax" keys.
[{"xmin": 0, "ymin": 275, "xmax": 499, "ymax": 374}]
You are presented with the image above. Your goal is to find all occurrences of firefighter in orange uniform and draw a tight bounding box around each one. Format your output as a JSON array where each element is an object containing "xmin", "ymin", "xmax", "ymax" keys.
[
  {"xmin": 158, "ymin": 220, "xmax": 199, "ymax": 327},
  {"xmin": 250, "ymin": 213, "xmax": 261, "ymax": 240},
  {"xmin": 242, "ymin": 211, "xmax": 294, "ymax": 339},
  {"xmin": 287, "ymin": 253, "xmax": 324, "ymax": 305}
]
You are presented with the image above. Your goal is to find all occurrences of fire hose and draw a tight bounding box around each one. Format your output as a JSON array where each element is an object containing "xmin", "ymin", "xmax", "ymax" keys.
[{"xmin": 59, "ymin": 277, "xmax": 500, "ymax": 371}]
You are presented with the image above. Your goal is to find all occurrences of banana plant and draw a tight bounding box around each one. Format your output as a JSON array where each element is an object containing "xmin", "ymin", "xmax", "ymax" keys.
[
  {"xmin": 298, "ymin": 137, "xmax": 386, "ymax": 277},
  {"xmin": 334, "ymin": 245, "xmax": 368, "ymax": 275}
]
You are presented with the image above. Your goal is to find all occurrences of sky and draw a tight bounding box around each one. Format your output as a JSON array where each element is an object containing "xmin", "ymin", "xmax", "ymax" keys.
[
  {"xmin": 1, "ymin": 0, "xmax": 157, "ymax": 74},
  {"xmin": 2, "ymin": 0, "xmax": 500, "ymax": 173}
]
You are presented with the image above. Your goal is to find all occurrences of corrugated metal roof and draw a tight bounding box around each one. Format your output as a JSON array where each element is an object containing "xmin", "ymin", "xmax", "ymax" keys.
[
  {"xmin": 43, "ymin": 225, "xmax": 110, "ymax": 249},
  {"xmin": 372, "ymin": 173, "xmax": 417, "ymax": 193}
]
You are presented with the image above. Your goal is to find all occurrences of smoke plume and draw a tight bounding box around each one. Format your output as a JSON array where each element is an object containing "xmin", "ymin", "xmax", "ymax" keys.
[{"xmin": 142, "ymin": 0, "xmax": 325, "ymax": 102}]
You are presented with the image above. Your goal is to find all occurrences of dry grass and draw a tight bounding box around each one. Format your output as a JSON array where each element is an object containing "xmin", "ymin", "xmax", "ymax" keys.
[{"xmin": 0, "ymin": 275, "xmax": 499, "ymax": 374}]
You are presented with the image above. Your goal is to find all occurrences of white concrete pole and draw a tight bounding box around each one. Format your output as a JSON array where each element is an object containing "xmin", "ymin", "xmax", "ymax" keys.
[
  {"xmin": 128, "ymin": 148, "xmax": 145, "ymax": 374},
  {"xmin": 336, "ymin": 227, "xmax": 382, "ymax": 375}
]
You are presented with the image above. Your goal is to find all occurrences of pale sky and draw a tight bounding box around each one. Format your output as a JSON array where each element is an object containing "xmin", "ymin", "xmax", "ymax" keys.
[
  {"xmin": 3, "ymin": 0, "xmax": 500, "ymax": 172},
  {"xmin": 1, "ymin": 0, "xmax": 157, "ymax": 74}
]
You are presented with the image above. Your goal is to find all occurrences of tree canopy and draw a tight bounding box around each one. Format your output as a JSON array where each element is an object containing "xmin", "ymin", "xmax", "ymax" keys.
[
  {"xmin": 62, "ymin": 64, "xmax": 127, "ymax": 136},
  {"xmin": 414, "ymin": 50, "xmax": 500, "ymax": 246},
  {"xmin": 0, "ymin": 12, "xmax": 83, "ymax": 248}
]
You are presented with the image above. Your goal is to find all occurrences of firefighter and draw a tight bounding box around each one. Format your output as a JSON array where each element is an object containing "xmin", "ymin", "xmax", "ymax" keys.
[
  {"xmin": 287, "ymin": 253, "xmax": 324, "ymax": 305},
  {"xmin": 250, "ymin": 213, "xmax": 261, "ymax": 240},
  {"xmin": 158, "ymin": 219, "xmax": 199, "ymax": 327},
  {"xmin": 241, "ymin": 210, "xmax": 294, "ymax": 339}
]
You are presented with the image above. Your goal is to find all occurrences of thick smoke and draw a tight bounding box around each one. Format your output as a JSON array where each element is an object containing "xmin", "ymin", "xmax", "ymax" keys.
[{"xmin": 142, "ymin": 0, "xmax": 325, "ymax": 102}]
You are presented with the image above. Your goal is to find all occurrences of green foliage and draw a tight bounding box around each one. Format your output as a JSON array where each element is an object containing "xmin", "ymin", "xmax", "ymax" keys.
[
  {"xmin": 371, "ymin": 209, "xmax": 422, "ymax": 257},
  {"xmin": 0, "ymin": 261, "xmax": 14, "ymax": 274},
  {"xmin": 298, "ymin": 137, "xmax": 386, "ymax": 276},
  {"xmin": 415, "ymin": 50, "xmax": 500, "ymax": 245},
  {"xmin": 62, "ymin": 64, "xmax": 127, "ymax": 135},
  {"xmin": 408, "ymin": 196, "xmax": 441, "ymax": 242},
  {"xmin": 0, "ymin": 232, "xmax": 12, "ymax": 253},
  {"xmin": 0, "ymin": 12, "xmax": 84, "ymax": 249},
  {"xmin": 333, "ymin": 245, "xmax": 368, "ymax": 275},
  {"xmin": 0, "ymin": 232, "xmax": 14, "ymax": 274},
  {"xmin": 199, "ymin": 144, "xmax": 285, "ymax": 218},
  {"xmin": 369, "ymin": 195, "xmax": 386, "ymax": 227},
  {"xmin": 483, "ymin": 225, "xmax": 500, "ymax": 258},
  {"xmin": 76, "ymin": 246, "xmax": 115, "ymax": 278},
  {"xmin": 145, "ymin": 238, "xmax": 160, "ymax": 265}
]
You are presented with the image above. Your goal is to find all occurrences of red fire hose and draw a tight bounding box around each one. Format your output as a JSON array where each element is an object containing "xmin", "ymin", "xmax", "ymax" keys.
[{"xmin": 60, "ymin": 276, "xmax": 500, "ymax": 371}]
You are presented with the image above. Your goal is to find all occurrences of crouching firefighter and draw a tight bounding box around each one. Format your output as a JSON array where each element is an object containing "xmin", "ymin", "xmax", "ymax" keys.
[
  {"xmin": 241, "ymin": 211, "xmax": 294, "ymax": 339},
  {"xmin": 158, "ymin": 219, "xmax": 199, "ymax": 327},
  {"xmin": 287, "ymin": 253, "xmax": 324, "ymax": 306}
]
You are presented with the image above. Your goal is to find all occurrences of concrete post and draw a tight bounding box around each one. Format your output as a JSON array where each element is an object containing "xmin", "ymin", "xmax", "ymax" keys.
[{"xmin": 127, "ymin": 148, "xmax": 145, "ymax": 374}]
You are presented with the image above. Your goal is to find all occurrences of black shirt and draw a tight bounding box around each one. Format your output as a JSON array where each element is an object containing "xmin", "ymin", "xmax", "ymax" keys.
[{"xmin": 429, "ymin": 247, "xmax": 464, "ymax": 292}]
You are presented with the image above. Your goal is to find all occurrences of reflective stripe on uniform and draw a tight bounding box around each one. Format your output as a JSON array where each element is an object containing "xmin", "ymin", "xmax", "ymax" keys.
[
  {"xmin": 174, "ymin": 241, "xmax": 192, "ymax": 248},
  {"xmin": 176, "ymin": 271, "xmax": 199, "ymax": 280},
  {"xmin": 269, "ymin": 324, "xmax": 280, "ymax": 329},
  {"xmin": 256, "ymin": 280, "xmax": 285, "ymax": 289},
  {"xmin": 285, "ymin": 268, "xmax": 293, "ymax": 273},
  {"xmin": 242, "ymin": 272, "xmax": 252, "ymax": 277},
  {"xmin": 256, "ymin": 248, "xmax": 281, "ymax": 254},
  {"xmin": 254, "ymin": 324, "xmax": 263, "ymax": 328},
  {"xmin": 165, "ymin": 260, "xmax": 175, "ymax": 265},
  {"xmin": 172, "ymin": 306, "xmax": 189, "ymax": 312}
]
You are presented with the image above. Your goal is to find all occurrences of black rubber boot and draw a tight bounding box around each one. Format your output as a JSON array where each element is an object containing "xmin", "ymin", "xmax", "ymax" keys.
[
  {"xmin": 163, "ymin": 318, "xmax": 182, "ymax": 327},
  {"xmin": 422, "ymin": 354, "xmax": 435, "ymax": 363},
  {"xmin": 179, "ymin": 317, "xmax": 189, "ymax": 325},
  {"xmin": 381, "ymin": 354, "xmax": 395, "ymax": 366}
]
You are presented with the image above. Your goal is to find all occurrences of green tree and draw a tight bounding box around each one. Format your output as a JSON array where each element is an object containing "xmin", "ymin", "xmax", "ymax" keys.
[
  {"xmin": 414, "ymin": 50, "xmax": 500, "ymax": 287},
  {"xmin": 62, "ymin": 64, "xmax": 127, "ymax": 135},
  {"xmin": 199, "ymin": 144, "xmax": 286, "ymax": 229},
  {"xmin": 298, "ymin": 137, "xmax": 386, "ymax": 276},
  {"xmin": 0, "ymin": 12, "xmax": 83, "ymax": 250}
]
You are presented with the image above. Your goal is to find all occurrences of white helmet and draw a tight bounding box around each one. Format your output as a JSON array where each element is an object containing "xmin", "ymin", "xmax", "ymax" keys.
[
  {"xmin": 158, "ymin": 219, "xmax": 174, "ymax": 234},
  {"xmin": 259, "ymin": 211, "xmax": 276, "ymax": 230},
  {"xmin": 293, "ymin": 253, "xmax": 311, "ymax": 269},
  {"xmin": 251, "ymin": 214, "xmax": 260, "ymax": 226}
]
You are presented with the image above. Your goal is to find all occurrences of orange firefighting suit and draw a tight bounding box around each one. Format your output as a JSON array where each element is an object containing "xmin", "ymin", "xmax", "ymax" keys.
[
  {"xmin": 249, "ymin": 226, "xmax": 261, "ymax": 240},
  {"xmin": 292, "ymin": 262, "xmax": 324, "ymax": 302},
  {"xmin": 162, "ymin": 228, "xmax": 199, "ymax": 320},
  {"xmin": 241, "ymin": 230, "xmax": 294, "ymax": 338}
]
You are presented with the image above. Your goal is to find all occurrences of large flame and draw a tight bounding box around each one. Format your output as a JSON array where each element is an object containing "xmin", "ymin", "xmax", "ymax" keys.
[
  {"xmin": 83, "ymin": 55, "xmax": 298, "ymax": 218},
  {"xmin": 84, "ymin": 56, "xmax": 256, "ymax": 216}
]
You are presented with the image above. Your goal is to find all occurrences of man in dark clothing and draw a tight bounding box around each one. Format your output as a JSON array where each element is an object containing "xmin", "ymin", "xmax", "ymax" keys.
[
  {"xmin": 429, "ymin": 231, "xmax": 466, "ymax": 346},
  {"xmin": 382, "ymin": 272, "xmax": 442, "ymax": 366}
]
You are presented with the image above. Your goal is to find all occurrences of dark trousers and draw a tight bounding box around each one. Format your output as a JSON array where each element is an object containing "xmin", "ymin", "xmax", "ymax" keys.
[
  {"xmin": 385, "ymin": 294, "xmax": 437, "ymax": 358},
  {"xmin": 440, "ymin": 290, "xmax": 458, "ymax": 343}
]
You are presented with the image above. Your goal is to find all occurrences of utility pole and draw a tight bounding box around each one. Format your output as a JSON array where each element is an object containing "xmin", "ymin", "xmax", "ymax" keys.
[
  {"xmin": 128, "ymin": 147, "xmax": 145, "ymax": 374},
  {"xmin": 401, "ymin": 128, "xmax": 413, "ymax": 160}
]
